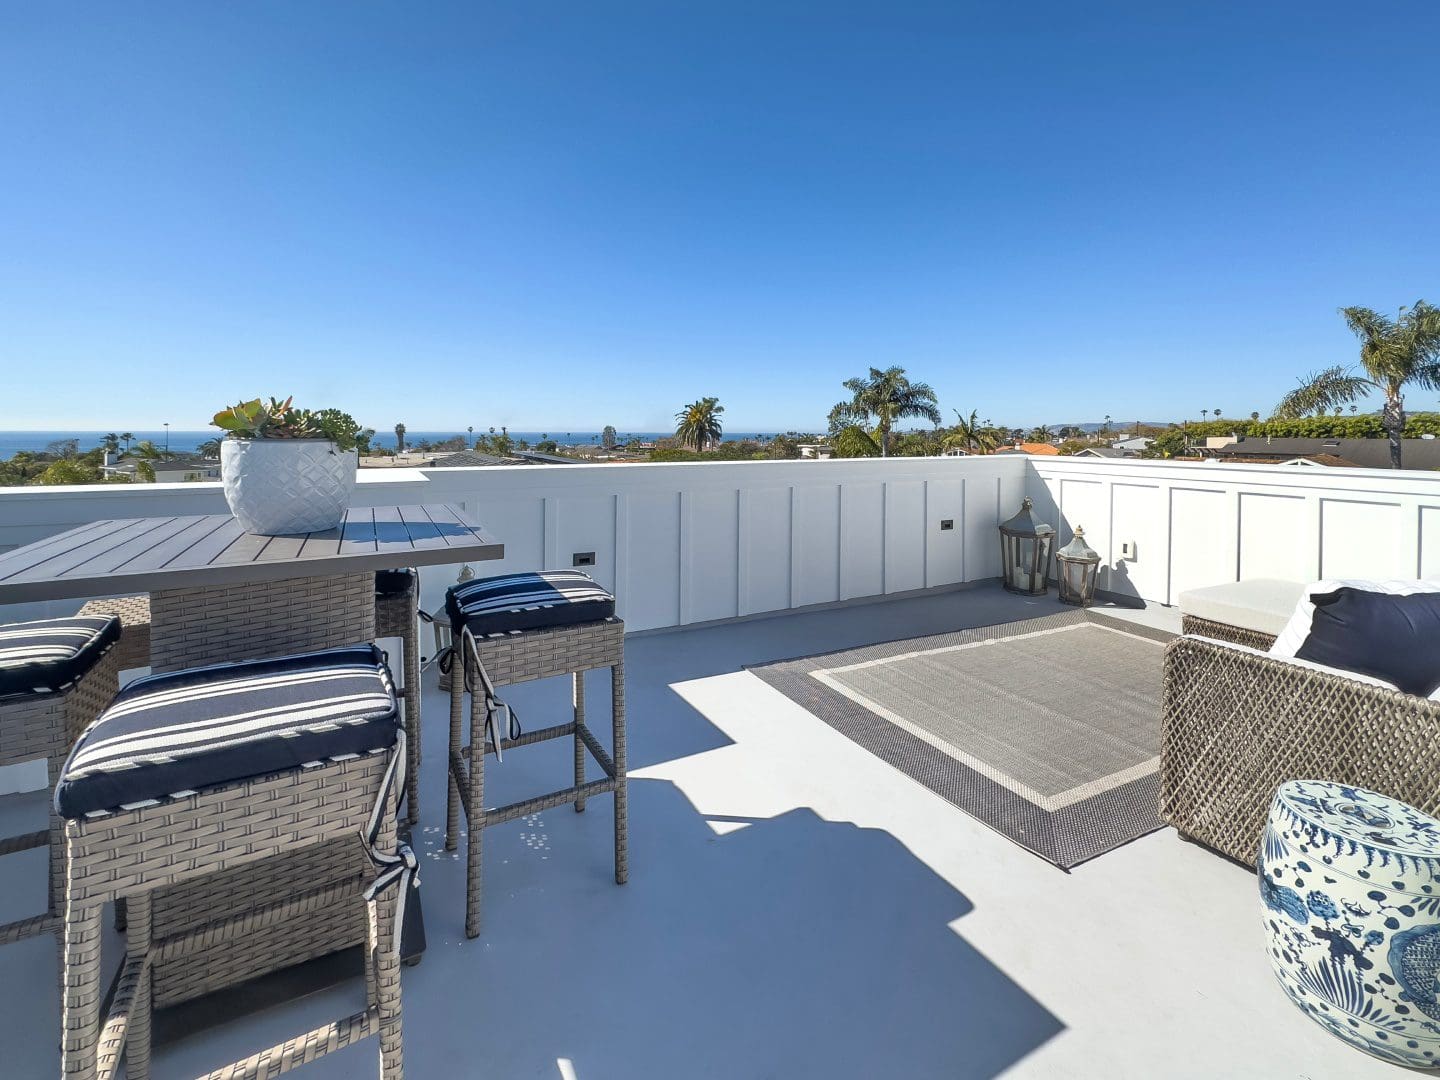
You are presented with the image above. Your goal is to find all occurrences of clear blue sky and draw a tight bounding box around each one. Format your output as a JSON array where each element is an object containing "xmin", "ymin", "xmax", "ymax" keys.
[{"xmin": 2, "ymin": 2, "xmax": 1437, "ymax": 433}]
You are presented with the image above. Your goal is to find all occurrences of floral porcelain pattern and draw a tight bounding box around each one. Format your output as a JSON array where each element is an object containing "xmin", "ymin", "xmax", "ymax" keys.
[{"xmin": 1261, "ymin": 779, "xmax": 1440, "ymax": 1068}]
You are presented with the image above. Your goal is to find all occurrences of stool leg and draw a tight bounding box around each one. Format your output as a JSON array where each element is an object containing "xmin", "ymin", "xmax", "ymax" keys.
[
  {"xmin": 403, "ymin": 617, "xmax": 421, "ymax": 827},
  {"xmin": 61, "ymin": 864, "xmax": 102, "ymax": 1080},
  {"xmin": 47, "ymin": 754, "xmax": 65, "ymax": 921},
  {"xmin": 125, "ymin": 893, "xmax": 154, "ymax": 1080},
  {"xmin": 445, "ymin": 656, "xmax": 463, "ymax": 853},
  {"xmin": 465, "ymin": 689, "xmax": 486, "ymax": 939},
  {"xmin": 572, "ymin": 671, "xmax": 586, "ymax": 813},
  {"xmin": 612, "ymin": 658, "xmax": 628, "ymax": 886},
  {"xmin": 372, "ymin": 787, "xmax": 404, "ymax": 1080}
]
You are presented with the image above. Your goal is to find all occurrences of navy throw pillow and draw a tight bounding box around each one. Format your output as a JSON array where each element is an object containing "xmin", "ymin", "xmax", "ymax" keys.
[{"xmin": 1295, "ymin": 588, "xmax": 1440, "ymax": 697}]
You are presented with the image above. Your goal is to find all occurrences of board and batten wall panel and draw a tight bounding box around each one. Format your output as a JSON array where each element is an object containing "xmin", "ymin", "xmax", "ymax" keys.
[
  {"xmin": 741, "ymin": 486, "xmax": 794, "ymax": 616},
  {"xmin": 623, "ymin": 490, "xmax": 682, "ymax": 629},
  {"xmin": 839, "ymin": 482, "xmax": 885, "ymax": 600},
  {"xmin": 791, "ymin": 482, "xmax": 842, "ymax": 609},
  {"xmin": 1107, "ymin": 483, "xmax": 1165, "ymax": 601},
  {"xmin": 924, "ymin": 477, "xmax": 965, "ymax": 588},
  {"xmin": 882, "ymin": 480, "xmax": 926, "ymax": 594},
  {"xmin": 1319, "ymin": 498, "xmax": 1406, "ymax": 581},
  {"xmin": 1238, "ymin": 493, "xmax": 1312, "ymax": 582},
  {"xmin": 685, "ymin": 489, "xmax": 741, "ymax": 624},
  {"xmin": 1168, "ymin": 488, "xmax": 1236, "ymax": 601}
]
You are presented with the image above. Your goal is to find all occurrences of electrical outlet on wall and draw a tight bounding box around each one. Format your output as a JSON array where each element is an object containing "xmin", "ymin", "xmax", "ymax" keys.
[{"xmin": 1119, "ymin": 540, "xmax": 1137, "ymax": 561}]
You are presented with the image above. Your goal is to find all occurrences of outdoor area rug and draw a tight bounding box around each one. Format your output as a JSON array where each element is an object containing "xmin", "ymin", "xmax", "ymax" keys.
[{"xmin": 747, "ymin": 609, "xmax": 1174, "ymax": 870}]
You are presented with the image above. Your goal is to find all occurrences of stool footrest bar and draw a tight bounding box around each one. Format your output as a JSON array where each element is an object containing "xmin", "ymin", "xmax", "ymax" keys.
[
  {"xmin": 0, "ymin": 910, "xmax": 56, "ymax": 945},
  {"xmin": 194, "ymin": 1007, "xmax": 380, "ymax": 1080},
  {"xmin": 95, "ymin": 954, "xmax": 146, "ymax": 1080},
  {"xmin": 0, "ymin": 828, "xmax": 47, "ymax": 857}
]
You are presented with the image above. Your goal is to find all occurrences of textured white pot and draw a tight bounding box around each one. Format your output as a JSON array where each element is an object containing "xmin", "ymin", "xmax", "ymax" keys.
[{"xmin": 221, "ymin": 438, "xmax": 357, "ymax": 535}]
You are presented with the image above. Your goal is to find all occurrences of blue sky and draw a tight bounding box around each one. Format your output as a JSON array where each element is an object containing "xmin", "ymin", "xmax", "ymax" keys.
[{"xmin": 2, "ymin": 2, "xmax": 1437, "ymax": 432}]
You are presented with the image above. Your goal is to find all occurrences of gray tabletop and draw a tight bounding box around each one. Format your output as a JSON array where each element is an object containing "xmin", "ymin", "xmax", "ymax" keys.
[{"xmin": 0, "ymin": 505, "xmax": 504, "ymax": 604}]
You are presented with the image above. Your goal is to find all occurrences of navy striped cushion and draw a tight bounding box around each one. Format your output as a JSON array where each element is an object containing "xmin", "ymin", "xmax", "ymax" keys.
[
  {"xmin": 0, "ymin": 616, "xmax": 120, "ymax": 697},
  {"xmin": 445, "ymin": 570, "xmax": 615, "ymax": 636},
  {"xmin": 374, "ymin": 568, "xmax": 416, "ymax": 597},
  {"xmin": 56, "ymin": 645, "xmax": 400, "ymax": 819}
]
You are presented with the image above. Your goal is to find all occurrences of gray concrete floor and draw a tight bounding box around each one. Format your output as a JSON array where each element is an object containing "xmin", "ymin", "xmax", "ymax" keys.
[{"xmin": 0, "ymin": 584, "xmax": 1386, "ymax": 1078}]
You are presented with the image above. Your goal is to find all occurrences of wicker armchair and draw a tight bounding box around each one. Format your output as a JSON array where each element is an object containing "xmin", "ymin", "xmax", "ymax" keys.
[{"xmin": 1160, "ymin": 635, "xmax": 1440, "ymax": 864}]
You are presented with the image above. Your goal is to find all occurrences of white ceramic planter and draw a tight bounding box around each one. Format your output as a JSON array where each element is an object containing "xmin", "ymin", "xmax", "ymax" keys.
[{"xmin": 220, "ymin": 438, "xmax": 357, "ymax": 535}]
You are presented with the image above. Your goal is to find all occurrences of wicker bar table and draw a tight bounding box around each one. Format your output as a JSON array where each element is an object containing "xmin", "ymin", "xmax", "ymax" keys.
[{"xmin": 0, "ymin": 504, "xmax": 503, "ymax": 1020}]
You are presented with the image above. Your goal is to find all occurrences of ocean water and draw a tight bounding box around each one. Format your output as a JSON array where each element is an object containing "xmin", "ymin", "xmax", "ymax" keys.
[{"xmin": 0, "ymin": 430, "xmax": 787, "ymax": 460}]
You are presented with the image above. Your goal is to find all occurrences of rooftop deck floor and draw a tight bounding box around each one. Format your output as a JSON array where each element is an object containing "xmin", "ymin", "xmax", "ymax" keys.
[{"xmin": 0, "ymin": 584, "xmax": 1387, "ymax": 1078}]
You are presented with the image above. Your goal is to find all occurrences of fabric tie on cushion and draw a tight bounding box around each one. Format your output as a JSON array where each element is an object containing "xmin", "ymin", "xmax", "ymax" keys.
[
  {"xmin": 361, "ymin": 725, "xmax": 419, "ymax": 956},
  {"xmin": 437, "ymin": 627, "xmax": 523, "ymax": 763}
]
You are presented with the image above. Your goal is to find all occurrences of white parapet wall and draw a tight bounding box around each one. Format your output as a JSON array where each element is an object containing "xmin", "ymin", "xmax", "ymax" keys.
[
  {"xmin": 0, "ymin": 456, "xmax": 1027, "ymax": 631},
  {"xmin": 1026, "ymin": 455, "xmax": 1440, "ymax": 606}
]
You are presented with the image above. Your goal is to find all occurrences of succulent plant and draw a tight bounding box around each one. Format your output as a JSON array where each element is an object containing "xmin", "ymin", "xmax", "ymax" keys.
[{"xmin": 212, "ymin": 398, "xmax": 373, "ymax": 452}]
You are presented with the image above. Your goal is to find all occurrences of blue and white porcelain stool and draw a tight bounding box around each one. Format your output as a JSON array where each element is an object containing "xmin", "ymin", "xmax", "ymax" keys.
[{"xmin": 1261, "ymin": 780, "xmax": 1440, "ymax": 1068}]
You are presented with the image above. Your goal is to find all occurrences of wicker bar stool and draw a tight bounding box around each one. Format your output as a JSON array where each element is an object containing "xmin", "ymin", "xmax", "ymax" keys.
[
  {"xmin": 443, "ymin": 570, "xmax": 627, "ymax": 938},
  {"xmin": 375, "ymin": 568, "xmax": 423, "ymax": 826},
  {"xmin": 56, "ymin": 644, "xmax": 415, "ymax": 1080},
  {"xmin": 76, "ymin": 595, "xmax": 151, "ymax": 671},
  {"xmin": 0, "ymin": 616, "xmax": 121, "ymax": 954}
]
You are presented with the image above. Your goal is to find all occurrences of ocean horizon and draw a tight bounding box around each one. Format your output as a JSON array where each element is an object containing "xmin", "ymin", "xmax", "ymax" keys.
[{"xmin": 0, "ymin": 429, "xmax": 798, "ymax": 460}]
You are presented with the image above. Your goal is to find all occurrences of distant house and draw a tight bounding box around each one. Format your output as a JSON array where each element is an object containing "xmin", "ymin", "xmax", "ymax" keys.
[
  {"xmin": 993, "ymin": 442, "xmax": 1061, "ymax": 457},
  {"xmin": 425, "ymin": 450, "xmax": 525, "ymax": 468},
  {"xmin": 1072, "ymin": 447, "xmax": 1130, "ymax": 459},
  {"xmin": 1111, "ymin": 436, "xmax": 1152, "ymax": 453},
  {"xmin": 1203, "ymin": 437, "xmax": 1440, "ymax": 470},
  {"xmin": 798, "ymin": 444, "xmax": 833, "ymax": 459}
]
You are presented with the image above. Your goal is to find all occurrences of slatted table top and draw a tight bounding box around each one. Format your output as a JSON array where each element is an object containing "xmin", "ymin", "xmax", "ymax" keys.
[{"xmin": 0, "ymin": 505, "xmax": 504, "ymax": 603}]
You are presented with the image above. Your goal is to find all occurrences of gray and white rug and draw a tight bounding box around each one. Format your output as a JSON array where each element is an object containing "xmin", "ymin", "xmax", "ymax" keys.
[{"xmin": 748, "ymin": 609, "xmax": 1172, "ymax": 869}]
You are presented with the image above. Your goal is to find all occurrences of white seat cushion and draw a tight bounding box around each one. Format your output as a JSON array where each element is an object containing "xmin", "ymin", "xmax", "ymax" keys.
[
  {"xmin": 1178, "ymin": 579, "xmax": 1307, "ymax": 638},
  {"xmin": 1269, "ymin": 579, "xmax": 1440, "ymax": 658}
]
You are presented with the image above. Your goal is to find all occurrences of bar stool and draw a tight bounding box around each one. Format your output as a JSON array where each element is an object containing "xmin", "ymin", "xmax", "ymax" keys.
[
  {"xmin": 444, "ymin": 570, "xmax": 627, "ymax": 938},
  {"xmin": 375, "ymin": 568, "xmax": 423, "ymax": 826},
  {"xmin": 56, "ymin": 644, "xmax": 414, "ymax": 1080},
  {"xmin": 76, "ymin": 596, "xmax": 151, "ymax": 671},
  {"xmin": 0, "ymin": 616, "xmax": 120, "ymax": 952}
]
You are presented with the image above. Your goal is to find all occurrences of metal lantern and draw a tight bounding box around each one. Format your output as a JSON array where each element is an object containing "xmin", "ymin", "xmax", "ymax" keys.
[
  {"xmin": 1056, "ymin": 525, "xmax": 1101, "ymax": 606},
  {"xmin": 999, "ymin": 496, "xmax": 1055, "ymax": 595}
]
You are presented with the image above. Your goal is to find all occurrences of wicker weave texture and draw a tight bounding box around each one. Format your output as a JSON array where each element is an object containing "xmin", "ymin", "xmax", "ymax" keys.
[
  {"xmin": 149, "ymin": 573, "xmax": 376, "ymax": 672},
  {"xmin": 61, "ymin": 752, "xmax": 404, "ymax": 1079},
  {"xmin": 0, "ymin": 643, "xmax": 120, "ymax": 951},
  {"xmin": 1180, "ymin": 615, "xmax": 1278, "ymax": 651},
  {"xmin": 376, "ymin": 575, "xmax": 422, "ymax": 826},
  {"xmin": 77, "ymin": 595, "xmax": 152, "ymax": 671},
  {"xmin": 445, "ymin": 617, "xmax": 627, "ymax": 938},
  {"xmin": 1160, "ymin": 635, "xmax": 1440, "ymax": 863}
]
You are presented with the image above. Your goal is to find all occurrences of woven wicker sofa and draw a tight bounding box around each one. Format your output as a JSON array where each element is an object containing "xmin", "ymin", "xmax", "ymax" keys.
[{"xmin": 1160, "ymin": 631, "xmax": 1440, "ymax": 865}]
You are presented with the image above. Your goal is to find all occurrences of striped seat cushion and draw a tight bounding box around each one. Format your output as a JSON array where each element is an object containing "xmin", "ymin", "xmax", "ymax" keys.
[
  {"xmin": 56, "ymin": 644, "xmax": 400, "ymax": 819},
  {"xmin": 0, "ymin": 616, "xmax": 120, "ymax": 698},
  {"xmin": 445, "ymin": 570, "xmax": 615, "ymax": 636},
  {"xmin": 374, "ymin": 568, "xmax": 416, "ymax": 597}
]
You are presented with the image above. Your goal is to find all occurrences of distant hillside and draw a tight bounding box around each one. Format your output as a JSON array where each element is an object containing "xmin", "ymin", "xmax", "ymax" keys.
[{"xmin": 1053, "ymin": 421, "xmax": 1175, "ymax": 434}]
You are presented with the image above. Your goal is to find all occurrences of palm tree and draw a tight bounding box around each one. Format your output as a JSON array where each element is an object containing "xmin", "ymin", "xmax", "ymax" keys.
[
  {"xmin": 1213, "ymin": 408, "xmax": 1222, "ymax": 419},
  {"xmin": 1250, "ymin": 411, "xmax": 1260, "ymax": 422},
  {"xmin": 833, "ymin": 367, "xmax": 940, "ymax": 456},
  {"xmin": 467, "ymin": 425, "xmax": 474, "ymax": 448},
  {"xmin": 1201, "ymin": 409, "xmax": 1208, "ymax": 423},
  {"xmin": 120, "ymin": 432, "xmax": 133, "ymax": 452},
  {"xmin": 1028, "ymin": 424, "xmax": 1053, "ymax": 443},
  {"xmin": 1349, "ymin": 404, "xmax": 1358, "ymax": 415},
  {"xmin": 947, "ymin": 409, "xmax": 999, "ymax": 455},
  {"xmin": 101, "ymin": 433, "xmax": 120, "ymax": 454},
  {"xmin": 196, "ymin": 437, "xmax": 222, "ymax": 458},
  {"xmin": 675, "ymin": 397, "xmax": 725, "ymax": 452},
  {"xmin": 1273, "ymin": 301, "xmax": 1440, "ymax": 468},
  {"xmin": 394, "ymin": 423, "xmax": 406, "ymax": 452}
]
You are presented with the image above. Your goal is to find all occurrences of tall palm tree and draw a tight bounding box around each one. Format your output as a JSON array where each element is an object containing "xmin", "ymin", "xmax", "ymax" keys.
[
  {"xmin": 120, "ymin": 432, "xmax": 133, "ymax": 452},
  {"xmin": 394, "ymin": 423, "xmax": 406, "ymax": 452},
  {"xmin": 1028, "ymin": 424, "xmax": 1053, "ymax": 442},
  {"xmin": 1250, "ymin": 411, "xmax": 1260, "ymax": 422},
  {"xmin": 1201, "ymin": 409, "xmax": 1208, "ymax": 422},
  {"xmin": 101, "ymin": 432, "xmax": 120, "ymax": 454},
  {"xmin": 1213, "ymin": 408, "xmax": 1222, "ymax": 419},
  {"xmin": 196, "ymin": 437, "xmax": 222, "ymax": 458},
  {"xmin": 1273, "ymin": 302, "xmax": 1440, "ymax": 468},
  {"xmin": 675, "ymin": 397, "xmax": 725, "ymax": 452},
  {"xmin": 833, "ymin": 366, "xmax": 940, "ymax": 456}
]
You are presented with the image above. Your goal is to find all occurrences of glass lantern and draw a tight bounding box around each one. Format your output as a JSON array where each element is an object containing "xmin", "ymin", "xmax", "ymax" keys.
[
  {"xmin": 999, "ymin": 496, "xmax": 1055, "ymax": 595},
  {"xmin": 1056, "ymin": 525, "xmax": 1101, "ymax": 606}
]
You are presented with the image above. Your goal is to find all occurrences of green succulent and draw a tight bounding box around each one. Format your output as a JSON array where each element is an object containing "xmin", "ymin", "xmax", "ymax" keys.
[{"xmin": 212, "ymin": 397, "xmax": 373, "ymax": 452}]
